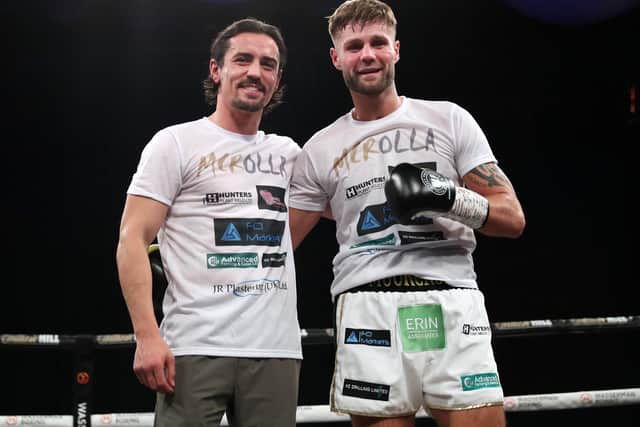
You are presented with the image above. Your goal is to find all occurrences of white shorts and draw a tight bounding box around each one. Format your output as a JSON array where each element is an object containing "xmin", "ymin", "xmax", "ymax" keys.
[{"xmin": 331, "ymin": 287, "xmax": 504, "ymax": 417}]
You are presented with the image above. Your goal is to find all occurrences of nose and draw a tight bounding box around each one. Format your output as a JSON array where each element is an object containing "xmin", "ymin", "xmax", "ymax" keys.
[
  {"xmin": 247, "ymin": 59, "xmax": 261, "ymax": 77},
  {"xmin": 360, "ymin": 43, "xmax": 375, "ymax": 61}
]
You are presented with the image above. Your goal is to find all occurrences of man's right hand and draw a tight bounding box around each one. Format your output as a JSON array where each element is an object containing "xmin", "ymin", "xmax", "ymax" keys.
[{"xmin": 133, "ymin": 334, "xmax": 175, "ymax": 394}]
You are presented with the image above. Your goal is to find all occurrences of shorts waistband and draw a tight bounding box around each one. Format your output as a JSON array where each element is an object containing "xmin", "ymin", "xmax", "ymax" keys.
[{"xmin": 347, "ymin": 275, "xmax": 463, "ymax": 293}]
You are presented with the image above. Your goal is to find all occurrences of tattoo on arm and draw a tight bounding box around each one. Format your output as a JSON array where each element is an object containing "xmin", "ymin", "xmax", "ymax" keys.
[{"xmin": 468, "ymin": 164, "xmax": 513, "ymax": 189}]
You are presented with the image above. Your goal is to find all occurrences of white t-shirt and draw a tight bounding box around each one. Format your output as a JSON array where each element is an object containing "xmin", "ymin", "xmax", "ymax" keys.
[
  {"xmin": 128, "ymin": 117, "xmax": 302, "ymax": 359},
  {"xmin": 290, "ymin": 97, "xmax": 496, "ymax": 298}
]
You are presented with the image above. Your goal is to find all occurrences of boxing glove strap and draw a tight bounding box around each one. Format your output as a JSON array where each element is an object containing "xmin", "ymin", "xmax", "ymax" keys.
[{"xmin": 448, "ymin": 186, "xmax": 489, "ymax": 229}]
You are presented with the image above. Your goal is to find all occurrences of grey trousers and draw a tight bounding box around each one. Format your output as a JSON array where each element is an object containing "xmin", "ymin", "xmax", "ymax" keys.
[{"xmin": 154, "ymin": 356, "xmax": 301, "ymax": 427}]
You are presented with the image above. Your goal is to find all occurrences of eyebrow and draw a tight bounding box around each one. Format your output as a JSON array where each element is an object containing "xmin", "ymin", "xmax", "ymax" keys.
[
  {"xmin": 232, "ymin": 52, "xmax": 279, "ymax": 66},
  {"xmin": 343, "ymin": 34, "xmax": 389, "ymax": 48}
]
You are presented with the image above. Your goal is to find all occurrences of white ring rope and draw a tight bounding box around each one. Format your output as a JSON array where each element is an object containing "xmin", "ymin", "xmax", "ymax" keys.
[
  {"xmin": 2, "ymin": 315, "xmax": 638, "ymax": 426},
  {"xmin": 2, "ymin": 315, "xmax": 639, "ymax": 348},
  {"xmin": 0, "ymin": 388, "xmax": 639, "ymax": 426}
]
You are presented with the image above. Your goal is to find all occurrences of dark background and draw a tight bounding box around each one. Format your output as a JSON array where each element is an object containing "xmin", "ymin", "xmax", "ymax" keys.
[{"xmin": 2, "ymin": 0, "xmax": 639, "ymax": 425}]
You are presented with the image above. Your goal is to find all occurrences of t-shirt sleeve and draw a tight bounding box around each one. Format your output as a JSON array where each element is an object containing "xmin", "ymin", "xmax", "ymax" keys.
[
  {"xmin": 451, "ymin": 104, "xmax": 497, "ymax": 176},
  {"xmin": 289, "ymin": 147, "xmax": 328, "ymax": 212},
  {"xmin": 127, "ymin": 129, "xmax": 182, "ymax": 206}
]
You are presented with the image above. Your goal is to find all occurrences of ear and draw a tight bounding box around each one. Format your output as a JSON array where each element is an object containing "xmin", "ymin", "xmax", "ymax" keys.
[
  {"xmin": 275, "ymin": 68, "xmax": 283, "ymax": 89},
  {"xmin": 330, "ymin": 47, "xmax": 341, "ymax": 70},
  {"xmin": 209, "ymin": 59, "xmax": 221, "ymax": 84},
  {"xmin": 394, "ymin": 40, "xmax": 400, "ymax": 64}
]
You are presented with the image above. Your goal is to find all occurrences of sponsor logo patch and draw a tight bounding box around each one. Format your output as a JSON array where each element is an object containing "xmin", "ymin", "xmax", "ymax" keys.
[
  {"xmin": 345, "ymin": 176, "xmax": 386, "ymax": 200},
  {"xmin": 256, "ymin": 185, "xmax": 287, "ymax": 212},
  {"xmin": 344, "ymin": 328, "xmax": 391, "ymax": 347},
  {"xmin": 461, "ymin": 373, "xmax": 500, "ymax": 391},
  {"xmin": 262, "ymin": 252, "xmax": 287, "ymax": 268},
  {"xmin": 420, "ymin": 170, "xmax": 450, "ymax": 195},
  {"xmin": 462, "ymin": 323, "xmax": 491, "ymax": 336},
  {"xmin": 349, "ymin": 233, "xmax": 396, "ymax": 249},
  {"xmin": 342, "ymin": 379, "xmax": 390, "ymax": 401},
  {"xmin": 398, "ymin": 304, "xmax": 445, "ymax": 352},
  {"xmin": 203, "ymin": 192, "xmax": 252, "ymax": 205},
  {"xmin": 398, "ymin": 231, "xmax": 444, "ymax": 244},
  {"xmin": 207, "ymin": 253, "xmax": 258, "ymax": 269},
  {"xmin": 211, "ymin": 278, "xmax": 288, "ymax": 297},
  {"xmin": 357, "ymin": 202, "xmax": 397, "ymax": 235},
  {"xmin": 214, "ymin": 218, "xmax": 285, "ymax": 246},
  {"xmin": 357, "ymin": 201, "xmax": 433, "ymax": 236}
]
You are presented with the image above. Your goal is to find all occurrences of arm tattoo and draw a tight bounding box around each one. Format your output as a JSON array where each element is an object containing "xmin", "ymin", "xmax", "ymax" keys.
[{"xmin": 468, "ymin": 164, "xmax": 513, "ymax": 188}]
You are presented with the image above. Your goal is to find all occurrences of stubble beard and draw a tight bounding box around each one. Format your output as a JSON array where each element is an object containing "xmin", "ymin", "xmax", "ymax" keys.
[{"xmin": 344, "ymin": 66, "xmax": 394, "ymax": 95}]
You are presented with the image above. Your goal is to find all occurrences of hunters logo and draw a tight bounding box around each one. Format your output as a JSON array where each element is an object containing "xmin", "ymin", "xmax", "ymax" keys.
[
  {"xmin": 462, "ymin": 323, "xmax": 491, "ymax": 336},
  {"xmin": 262, "ymin": 252, "xmax": 287, "ymax": 268},
  {"xmin": 257, "ymin": 185, "xmax": 287, "ymax": 212},
  {"xmin": 203, "ymin": 192, "xmax": 252, "ymax": 205},
  {"xmin": 345, "ymin": 176, "xmax": 386, "ymax": 200},
  {"xmin": 344, "ymin": 328, "xmax": 391, "ymax": 347},
  {"xmin": 214, "ymin": 218, "xmax": 285, "ymax": 246}
]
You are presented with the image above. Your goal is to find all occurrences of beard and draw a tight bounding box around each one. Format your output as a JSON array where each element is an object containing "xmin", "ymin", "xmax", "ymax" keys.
[
  {"xmin": 231, "ymin": 98, "xmax": 266, "ymax": 112},
  {"xmin": 344, "ymin": 66, "xmax": 395, "ymax": 95},
  {"xmin": 232, "ymin": 80, "xmax": 270, "ymax": 112}
]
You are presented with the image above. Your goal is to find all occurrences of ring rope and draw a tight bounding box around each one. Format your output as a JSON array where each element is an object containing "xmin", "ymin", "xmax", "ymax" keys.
[
  {"xmin": 2, "ymin": 315, "xmax": 638, "ymax": 426},
  {"xmin": 2, "ymin": 315, "xmax": 639, "ymax": 348},
  {"xmin": 1, "ymin": 388, "xmax": 639, "ymax": 426}
]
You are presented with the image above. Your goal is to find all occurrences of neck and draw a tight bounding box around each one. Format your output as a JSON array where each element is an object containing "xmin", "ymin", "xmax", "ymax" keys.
[
  {"xmin": 351, "ymin": 85, "xmax": 401, "ymax": 121},
  {"xmin": 209, "ymin": 106, "xmax": 261, "ymax": 135}
]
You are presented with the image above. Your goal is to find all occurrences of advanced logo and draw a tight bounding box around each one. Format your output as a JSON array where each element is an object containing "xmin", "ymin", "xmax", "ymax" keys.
[
  {"xmin": 461, "ymin": 373, "xmax": 500, "ymax": 391},
  {"xmin": 349, "ymin": 233, "xmax": 396, "ymax": 249},
  {"xmin": 257, "ymin": 185, "xmax": 287, "ymax": 212},
  {"xmin": 211, "ymin": 278, "xmax": 288, "ymax": 297},
  {"xmin": 342, "ymin": 379, "xmax": 390, "ymax": 401},
  {"xmin": 344, "ymin": 328, "xmax": 391, "ymax": 347},
  {"xmin": 207, "ymin": 253, "xmax": 258, "ymax": 269},
  {"xmin": 203, "ymin": 192, "xmax": 252, "ymax": 206},
  {"xmin": 462, "ymin": 323, "xmax": 491, "ymax": 336},
  {"xmin": 345, "ymin": 176, "xmax": 386, "ymax": 200},
  {"xmin": 262, "ymin": 252, "xmax": 287, "ymax": 268},
  {"xmin": 214, "ymin": 218, "xmax": 285, "ymax": 246}
]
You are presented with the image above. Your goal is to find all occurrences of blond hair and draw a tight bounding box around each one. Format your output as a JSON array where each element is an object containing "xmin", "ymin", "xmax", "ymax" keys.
[{"xmin": 327, "ymin": 0, "xmax": 397, "ymax": 41}]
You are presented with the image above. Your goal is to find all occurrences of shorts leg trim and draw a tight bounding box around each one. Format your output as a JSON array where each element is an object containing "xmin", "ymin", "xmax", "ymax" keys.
[
  {"xmin": 427, "ymin": 401, "xmax": 504, "ymax": 411},
  {"xmin": 330, "ymin": 406, "xmax": 417, "ymax": 418}
]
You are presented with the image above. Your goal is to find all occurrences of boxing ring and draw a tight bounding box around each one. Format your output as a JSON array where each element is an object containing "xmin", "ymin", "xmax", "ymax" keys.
[{"xmin": 2, "ymin": 315, "xmax": 639, "ymax": 426}]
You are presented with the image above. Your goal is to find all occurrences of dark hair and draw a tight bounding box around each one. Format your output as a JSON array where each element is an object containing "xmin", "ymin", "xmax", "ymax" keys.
[
  {"xmin": 328, "ymin": 0, "xmax": 397, "ymax": 41},
  {"xmin": 202, "ymin": 18, "xmax": 287, "ymax": 115}
]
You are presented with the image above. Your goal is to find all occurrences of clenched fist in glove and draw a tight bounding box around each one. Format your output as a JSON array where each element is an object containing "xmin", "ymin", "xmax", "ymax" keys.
[{"xmin": 384, "ymin": 163, "xmax": 489, "ymax": 229}]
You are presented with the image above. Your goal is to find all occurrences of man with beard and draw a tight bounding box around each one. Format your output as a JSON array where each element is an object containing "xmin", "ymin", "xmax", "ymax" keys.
[
  {"xmin": 116, "ymin": 18, "xmax": 302, "ymax": 426},
  {"xmin": 288, "ymin": 1, "xmax": 525, "ymax": 426}
]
